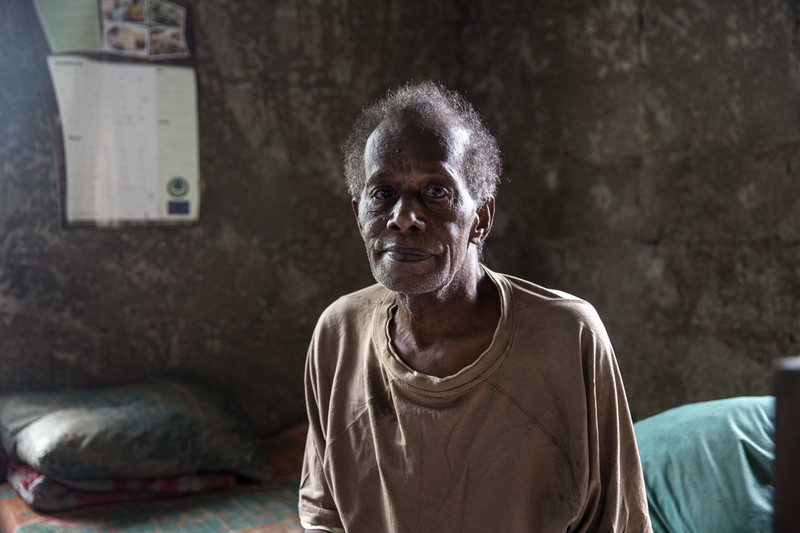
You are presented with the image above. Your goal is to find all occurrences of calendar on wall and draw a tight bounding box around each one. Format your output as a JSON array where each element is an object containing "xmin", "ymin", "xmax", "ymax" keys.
[{"xmin": 33, "ymin": 0, "xmax": 200, "ymax": 226}]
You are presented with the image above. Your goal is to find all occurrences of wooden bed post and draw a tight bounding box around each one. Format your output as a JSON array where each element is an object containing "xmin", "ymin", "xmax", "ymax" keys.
[{"xmin": 773, "ymin": 356, "xmax": 800, "ymax": 533}]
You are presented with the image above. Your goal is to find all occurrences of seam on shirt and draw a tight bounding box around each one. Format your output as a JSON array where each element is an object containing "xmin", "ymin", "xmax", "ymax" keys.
[
  {"xmin": 478, "ymin": 378, "xmax": 580, "ymax": 498},
  {"xmin": 301, "ymin": 432, "xmax": 344, "ymax": 527},
  {"xmin": 326, "ymin": 401, "xmax": 371, "ymax": 446}
]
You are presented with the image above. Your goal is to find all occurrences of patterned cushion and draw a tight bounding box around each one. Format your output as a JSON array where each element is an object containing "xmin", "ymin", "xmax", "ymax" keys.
[{"xmin": 0, "ymin": 374, "xmax": 271, "ymax": 481}]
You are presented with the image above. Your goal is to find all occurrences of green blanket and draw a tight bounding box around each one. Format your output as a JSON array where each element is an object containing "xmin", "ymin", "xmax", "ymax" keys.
[{"xmin": 634, "ymin": 396, "xmax": 774, "ymax": 533}]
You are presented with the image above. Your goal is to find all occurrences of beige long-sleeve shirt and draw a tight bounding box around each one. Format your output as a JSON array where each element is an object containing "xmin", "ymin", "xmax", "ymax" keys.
[{"xmin": 299, "ymin": 267, "xmax": 652, "ymax": 532}]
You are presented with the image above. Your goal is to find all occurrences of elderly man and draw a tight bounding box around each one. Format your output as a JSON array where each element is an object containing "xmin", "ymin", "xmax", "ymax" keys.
[{"xmin": 299, "ymin": 82, "xmax": 652, "ymax": 532}]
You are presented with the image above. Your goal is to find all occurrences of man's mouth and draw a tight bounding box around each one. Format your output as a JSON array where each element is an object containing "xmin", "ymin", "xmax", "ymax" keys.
[{"xmin": 383, "ymin": 247, "xmax": 432, "ymax": 262}]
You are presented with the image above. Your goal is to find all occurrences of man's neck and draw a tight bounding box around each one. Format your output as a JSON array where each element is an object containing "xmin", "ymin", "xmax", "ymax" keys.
[{"xmin": 390, "ymin": 265, "xmax": 501, "ymax": 377}]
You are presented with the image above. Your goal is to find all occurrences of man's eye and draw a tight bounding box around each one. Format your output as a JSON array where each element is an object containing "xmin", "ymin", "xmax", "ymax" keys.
[
  {"xmin": 371, "ymin": 188, "xmax": 394, "ymax": 200},
  {"xmin": 425, "ymin": 186, "xmax": 448, "ymax": 199}
]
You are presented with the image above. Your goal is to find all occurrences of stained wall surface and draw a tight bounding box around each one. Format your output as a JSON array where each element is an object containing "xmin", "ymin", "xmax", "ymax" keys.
[{"xmin": 1, "ymin": 0, "xmax": 798, "ymax": 432}]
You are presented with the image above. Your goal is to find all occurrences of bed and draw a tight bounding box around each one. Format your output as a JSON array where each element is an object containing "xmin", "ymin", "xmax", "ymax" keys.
[
  {"xmin": 0, "ymin": 423, "xmax": 306, "ymax": 533},
  {"xmin": 634, "ymin": 395, "xmax": 774, "ymax": 533},
  {"xmin": 0, "ymin": 360, "xmax": 797, "ymax": 532},
  {"xmin": 632, "ymin": 355, "xmax": 800, "ymax": 533},
  {"xmin": 0, "ymin": 374, "xmax": 307, "ymax": 533}
]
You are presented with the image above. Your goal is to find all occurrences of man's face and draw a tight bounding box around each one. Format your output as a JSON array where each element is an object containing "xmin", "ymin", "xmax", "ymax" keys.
[{"xmin": 352, "ymin": 112, "xmax": 492, "ymax": 297}]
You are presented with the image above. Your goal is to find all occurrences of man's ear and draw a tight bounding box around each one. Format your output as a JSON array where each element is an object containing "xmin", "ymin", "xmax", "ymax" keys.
[
  {"xmin": 471, "ymin": 197, "xmax": 495, "ymax": 245},
  {"xmin": 352, "ymin": 199, "xmax": 363, "ymax": 233}
]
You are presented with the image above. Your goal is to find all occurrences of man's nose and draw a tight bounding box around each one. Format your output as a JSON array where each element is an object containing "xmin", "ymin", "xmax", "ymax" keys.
[{"xmin": 387, "ymin": 194, "xmax": 426, "ymax": 232}]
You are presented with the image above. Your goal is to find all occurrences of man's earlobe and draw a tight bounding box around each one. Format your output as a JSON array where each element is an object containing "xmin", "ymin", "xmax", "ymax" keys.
[
  {"xmin": 472, "ymin": 197, "xmax": 495, "ymax": 244},
  {"xmin": 352, "ymin": 199, "xmax": 363, "ymax": 232}
]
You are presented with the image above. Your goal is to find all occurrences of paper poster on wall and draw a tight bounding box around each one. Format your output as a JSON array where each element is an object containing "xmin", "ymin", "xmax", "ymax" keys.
[
  {"xmin": 33, "ymin": 0, "xmax": 191, "ymax": 60},
  {"xmin": 100, "ymin": 0, "xmax": 191, "ymax": 59},
  {"xmin": 31, "ymin": 0, "xmax": 199, "ymax": 226},
  {"xmin": 32, "ymin": 0, "xmax": 103, "ymax": 53},
  {"xmin": 47, "ymin": 55, "xmax": 200, "ymax": 224}
]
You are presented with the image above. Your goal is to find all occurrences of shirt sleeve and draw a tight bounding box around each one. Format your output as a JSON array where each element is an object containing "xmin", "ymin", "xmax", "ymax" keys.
[
  {"xmin": 570, "ymin": 313, "xmax": 653, "ymax": 532},
  {"xmin": 299, "ymin": 522, "xmax": 345, "ymax": 533},
  {"xmin": 298, "ymin": 325, "xmax": 345, "ymax": 531}
]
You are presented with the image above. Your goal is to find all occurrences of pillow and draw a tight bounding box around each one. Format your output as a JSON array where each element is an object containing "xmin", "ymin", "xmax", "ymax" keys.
[
  {"xmin": 0, "ymin": 374, "xmax": 272, "ymax": 482},
  {"xmin": 634, "ymin": 396, "xmax": 775, "ymax": 533}
]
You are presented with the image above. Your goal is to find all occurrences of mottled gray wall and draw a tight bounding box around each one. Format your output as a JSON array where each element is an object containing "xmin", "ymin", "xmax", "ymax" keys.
[
  {"xmin": 1, "ymin": 0, "xmax": 798, "ymax": 433},
  {"xmin": 466, "ymin": 0, "xmax": 800, "ymax": 419}
]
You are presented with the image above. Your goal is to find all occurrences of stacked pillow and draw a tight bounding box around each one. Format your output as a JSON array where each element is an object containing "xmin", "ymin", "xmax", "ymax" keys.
[{"xmin": 0, "ymin": 374, "xmax": 271, "ymax": 511}]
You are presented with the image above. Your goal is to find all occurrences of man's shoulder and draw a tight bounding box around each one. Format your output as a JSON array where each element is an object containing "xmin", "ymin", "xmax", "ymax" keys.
[
  {"xmin": 325, "ymin": 283, "xmax": 389, "ymax": 313},
  {"xmin": 497, "ymin": 272, "xmax": 579, "ymax": 301},
  {"xmin": 494, "ymin": 271, "xmax": 588, "ymax": 308},
  {"xmin": 314, "ymin": 283, "xmax": 390, "ymax": 330},
  {"xmin": 308, "ymin": 284, "xmax": 390, "ymax": 379},
  {"xmin": 493, "ymin": 271, "xmax": 605, "ymax": 330}
]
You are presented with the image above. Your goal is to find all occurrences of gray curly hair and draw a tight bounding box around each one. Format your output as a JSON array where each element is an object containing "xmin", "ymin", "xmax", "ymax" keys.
[{"xmin": 342, "ymin": 81, "xmax": 502, "ymax": 204}]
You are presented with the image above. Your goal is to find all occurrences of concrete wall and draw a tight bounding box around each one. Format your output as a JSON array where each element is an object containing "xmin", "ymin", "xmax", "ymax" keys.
[
  {"xmin": 467, "ymin": 0, "xmax": 800, "ymax": 419},
  {"xmin": 1, "ymin": 0, "xmax": 798, "ymax": 432}
]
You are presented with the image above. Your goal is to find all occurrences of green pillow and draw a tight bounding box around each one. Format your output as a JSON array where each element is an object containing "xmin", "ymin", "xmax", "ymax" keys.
[
  {"xmin": 0, "ymin": 374, "xmax": 271, "ymax": 482},
  {"xmin": 634, "ymin": 396, "xmax": 774, "ymax": 533}
]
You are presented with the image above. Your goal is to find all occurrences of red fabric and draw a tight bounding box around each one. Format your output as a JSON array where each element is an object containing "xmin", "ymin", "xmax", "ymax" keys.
[{"xmin": 6, "ymin": 460, "xmax": 238, "ymax": 511}]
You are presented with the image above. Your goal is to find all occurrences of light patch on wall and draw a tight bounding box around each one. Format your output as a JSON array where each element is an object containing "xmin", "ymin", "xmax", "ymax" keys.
[
  {"xmin": 127, "ymin": 257, "xmax": 177, "ymax": 286},
  {"xmin": 636, "ymin": 247, "xmax": 666, "ymax": 283},
  {"xmin": 0, "ymin": 294, "xmax": 24, "ymax": 327},
  {"xmin": 278, "ymin": 263, "xmax": 319, "ymax": 308},
  {"xmin": 736, "ymin": 182, "xmax": 757, "ymax": 209},
  {"xmin": 724, "ymin": 12, "xmax": 764, "ymax": 51},
  {"xmin": 777, "ymin": 198, "xmax": 800, "ymax": 241},
  {"xmin": 215, "ymin": 221, "xmax": 248, "ymax": 253},
  {"xmin": 53, "ymin": 350, "xmax": 80, "ymax": 365},
  {"xmin": 644, "ymin": 89, "xmax": 678, "ymax": 143},
  {"xmin": 544, "ymin": 167, "xmax": 559, "ymax": 191},
  {"xmin": 590, "ymin": 181, "xmax": 614, "ymax": 211},
  {"xmin": 53, "ymin": 350, "xmax": 104, "ymax": 376},
  {"xmin": 635, "ymin": 247, "xmax": 679, "ymax": 311},
  {"xmin": 517, "ymin": 27, "xmax": 551, "ymax": 76},
  {"xmin": 588, "ymin": 127, "xmax": 605, "ymax": 161}
]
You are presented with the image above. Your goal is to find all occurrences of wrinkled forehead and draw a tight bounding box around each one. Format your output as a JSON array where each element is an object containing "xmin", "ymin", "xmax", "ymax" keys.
[{"xmin": 364, "ymin": 110, "xmax": 470, "ymax": 167}]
